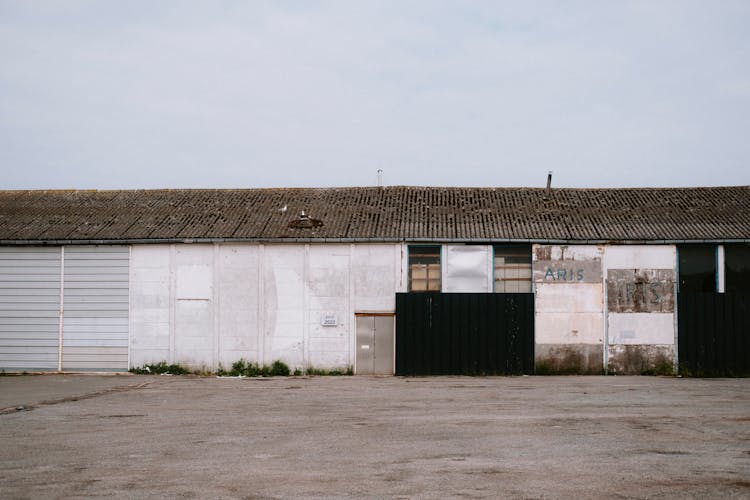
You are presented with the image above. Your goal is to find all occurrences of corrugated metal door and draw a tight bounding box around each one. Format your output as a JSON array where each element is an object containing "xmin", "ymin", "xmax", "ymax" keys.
[
  {"xmin": 0, "ymin": 247, "xmax": 62, "ymax": 371},
  {"xmin": 62, "ymin": 246, "xmax": 129, "ymax": 371},
  {"xmin": 395, "ymin": 292, "xmax": 535, "ymax": 375},
  {"xmin": 678, "ymin": 292, "xmax": 750, "ymax": 376},
  {"xmin": 355, "ymin": 315, "xmax": 394, "ymax": 375}
]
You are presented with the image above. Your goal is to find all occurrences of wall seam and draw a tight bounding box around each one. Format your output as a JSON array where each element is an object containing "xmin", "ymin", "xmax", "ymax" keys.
[{"xmin": 57, "ymin": 246, "xmax": 65, "ymax": 372}]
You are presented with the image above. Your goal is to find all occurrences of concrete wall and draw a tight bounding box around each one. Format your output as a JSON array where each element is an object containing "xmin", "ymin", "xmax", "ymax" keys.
[
  {"xmin": 130, "ymin": 242, "xmax": 678, "ymax": 374},
  {"xmin": 603, "ymin": 245, "xmax": 676, "ymax": 374},
  {"xmin": 533, "ymin": 245, "xmax": 605, "ymax": 374},
  {"xmin": 130, "ymin": 243, "xmax": 402, "ymax": 371}
]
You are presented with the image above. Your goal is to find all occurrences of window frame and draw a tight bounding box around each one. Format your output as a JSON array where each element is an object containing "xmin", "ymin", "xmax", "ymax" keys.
[
  {"xmin": 492, "ymin": 244, "xmax": 532, "ymax": 293},
  {"xmin": 408, "ymin": 245, "xmax": 442, "ymax": 292}
]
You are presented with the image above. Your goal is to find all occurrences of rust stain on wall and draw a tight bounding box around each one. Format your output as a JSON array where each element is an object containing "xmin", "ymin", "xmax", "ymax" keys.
[
  {"xmin": 606, "ymin": 269, "xmax": 675, "ymax": 313},
  {"xmin": 534, "ymin": 245, "xmax": 553, "ymax": 261}
]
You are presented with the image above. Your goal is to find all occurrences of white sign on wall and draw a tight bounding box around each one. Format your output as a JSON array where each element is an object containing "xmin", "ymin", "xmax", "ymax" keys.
[{"xmin": 321, "ymin": 314, "xmax": 337, "ymax": 326}]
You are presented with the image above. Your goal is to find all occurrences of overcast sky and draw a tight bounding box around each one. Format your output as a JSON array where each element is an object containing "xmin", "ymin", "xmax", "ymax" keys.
[{"xmin": 1, "ymin": 1, "xmax": 749, "ymax": 190}]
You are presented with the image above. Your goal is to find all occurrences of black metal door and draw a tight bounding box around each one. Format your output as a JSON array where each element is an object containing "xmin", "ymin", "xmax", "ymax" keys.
[
  {"xmin": 678, "ymin": 293, "xmax": 750, "ymax": 376},
  {"xmin": 395, "ymin": 293, "xmax": 534, "ymax": 375}
]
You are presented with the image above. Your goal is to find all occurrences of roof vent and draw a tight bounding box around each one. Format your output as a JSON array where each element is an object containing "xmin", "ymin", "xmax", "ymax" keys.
[
  {"xmin": 543, "ymin": 171, "xmax": 553, "ymax": 200},
  {"xmin": 288, "ymin": 210, "xmax": 323, "ymax": 229}
]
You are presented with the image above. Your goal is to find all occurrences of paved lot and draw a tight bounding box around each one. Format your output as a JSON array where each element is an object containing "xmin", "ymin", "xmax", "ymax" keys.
[{"xmin": 0, "ymin": 375, "xmax": 748, "ymax": 499}]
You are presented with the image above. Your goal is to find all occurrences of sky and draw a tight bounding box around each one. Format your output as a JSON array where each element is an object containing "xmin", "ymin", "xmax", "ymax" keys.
[{"xmin": 1, "ymin": 1, "xmax": 749, "ymax": 190}]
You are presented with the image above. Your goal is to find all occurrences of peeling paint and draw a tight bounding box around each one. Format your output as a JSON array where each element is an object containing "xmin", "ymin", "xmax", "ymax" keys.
[
  {"xmin": 606, "ymin": 269, "xmax": 675, "ymax": 313},
  {"xmin": 533, "ymin": 245, "xmax": 603, "ymax": 283}
]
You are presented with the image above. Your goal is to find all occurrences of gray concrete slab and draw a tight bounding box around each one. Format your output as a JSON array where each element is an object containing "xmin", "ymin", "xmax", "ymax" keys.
[
  {"xmin": 0, "ymin": 375, "xmax": 748, "ymax": 499},
  {"xmin": 0, "ymin": 373, "xmax": 152, "ymax": 412}
]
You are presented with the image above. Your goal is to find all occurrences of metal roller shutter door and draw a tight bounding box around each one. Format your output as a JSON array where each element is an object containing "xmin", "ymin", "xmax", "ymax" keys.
[
  {"xmin": 0, "ymin": 247, "xmax": 62, "ymax": 371},
  {"xmin": 62, "ymin": 246, "xmax": 129, "ymax": 371}
]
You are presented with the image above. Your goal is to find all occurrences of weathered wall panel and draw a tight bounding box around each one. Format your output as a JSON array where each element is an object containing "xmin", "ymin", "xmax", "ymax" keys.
[
  {"xmin": 533, "ymin": 245, "xmax": 603, "ymax": 283},
  {"xmin": 603, "ymin": 245, "xmax": 677, "ymax": 374},
  {"xmin": 607, "ymin": 344, "xmax": 673, "ymax": 374},
  {"xmin": 62, "ymin": 246, "xmax": 129, "ymax": 371},
  {"xmin": 535, "ymin": 344, "xmax": 604, "ymax": 374},
  {"xmin": 0, "ymin": 247, "xmax": 61, "ymax": 370},
  {"xmin": 606, "ymin": 269, "xmax": 675, "ymax": 313},
  {"xmin": 533, "ymin": 245, "xmax": 604, "ymax": 374}
]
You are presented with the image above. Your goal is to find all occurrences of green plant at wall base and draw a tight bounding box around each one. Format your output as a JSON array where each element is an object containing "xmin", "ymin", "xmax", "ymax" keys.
[
  {"xmin": 304, "ymin": 366, "xmax": 354, "ymax": 376},
  {"xmin": 270, "ymin": 360, "xmax": 291, "ymax": 376},
  {"xmin": 641, "ymin": 361, "xmax": 675, "ymax": 376},
  {"xmin": 129, "ymin": 362, "xmax": 190, "ymax": 375},
  {"xmin": 216, "ymin": 359, "xmax": 292, "ymax": 377}
]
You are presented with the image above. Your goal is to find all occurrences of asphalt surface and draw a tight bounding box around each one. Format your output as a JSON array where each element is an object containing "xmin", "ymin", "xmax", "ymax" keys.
[{"xmin": 1, "ymin": 374, "xmax": 748, "ymax": 499}]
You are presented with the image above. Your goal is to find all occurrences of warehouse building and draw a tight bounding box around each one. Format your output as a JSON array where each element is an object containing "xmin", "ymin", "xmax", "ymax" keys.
[{"xmin": 1, "ymin": 186, "xmax": 748, "ymax": 375}]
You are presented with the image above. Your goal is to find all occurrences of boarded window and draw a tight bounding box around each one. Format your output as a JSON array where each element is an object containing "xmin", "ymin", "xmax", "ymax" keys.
[
  {"xmin": 409, "ymin": 246, "xmax": 441, "ymax": 292},
  {"xmin": 725, "ymin": 244, "xmax": 750, "ymax": 292},
  {"xmin": 678, "ymin": 245, "xmax": 716, "ymax": 293},
  {"xmin": 494, "ymin": 245, "xmax": 532, "ymax": 293}
]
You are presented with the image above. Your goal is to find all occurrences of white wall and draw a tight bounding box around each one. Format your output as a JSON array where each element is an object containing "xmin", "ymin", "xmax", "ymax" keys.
[{"xmin": 130, "ymin": 243, "xmax": 401, "ymax": 371}]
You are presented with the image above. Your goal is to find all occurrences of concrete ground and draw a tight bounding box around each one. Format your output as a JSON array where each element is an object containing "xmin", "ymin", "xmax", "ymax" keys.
[{"xmin": 0, "ymin": 375, "xmax": 748, "ymax": 499}]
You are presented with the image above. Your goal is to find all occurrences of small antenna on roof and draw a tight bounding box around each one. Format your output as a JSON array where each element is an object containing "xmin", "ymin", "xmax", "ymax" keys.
[
  {"xmin": 544, "ymin": 171, "xmax": 553, "ymax": 200},
  {"xmin": 377, "ymin": 169, "xmax": 383, "ymax": 187}
]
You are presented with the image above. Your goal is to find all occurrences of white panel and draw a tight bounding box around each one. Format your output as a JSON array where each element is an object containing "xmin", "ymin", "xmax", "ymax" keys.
[
  {"xmin": 445, "ymin": 245, "xmax": 489, "ymax": 293},
  {"xmin": 307, "ymin": 245, "xmax": 351, "ymax": 368},
  {"xmin": 62, "ymin": 246, "xmax": 129, "ymax": 370},
  {"xmin": 263, "ymin": 245, "xmax": 305, "ymax": 366},
  {"xmin": 353, "ymin": 244, "xmax": 399, "ymax": 312},
  {"xmin": 217, "ymin": 244, "xmax": 260, "ymax": 367},
  {"xmin": 129, "ymin": 245, "xmax": 171, "ymax": 368},
  {"xmin": 603, "ymin": 245, "xmax": 676, "ymax": 271},
  {"xmin": 608, "ymin": 313, "xmax": 675, "ymax": 345},
  {"xmin": 535, "ymin": 283, "xmax": 602, "ymax": 313},
  {"xmin": 535, "ymin": 313, "xmax": 604, "ymax": 344},
  {"xmin": 174, "ymin": 299, "xmax": 213, "ymax": 367},
  {"xmin": 176, "ymin": 265, "xmax": 212, "ymax": 299}
]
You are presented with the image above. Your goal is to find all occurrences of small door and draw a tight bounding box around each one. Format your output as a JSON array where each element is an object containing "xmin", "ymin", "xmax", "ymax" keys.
[{"xmin": 355, "ymin": 315, "xmax": 394, "ymax": 375}]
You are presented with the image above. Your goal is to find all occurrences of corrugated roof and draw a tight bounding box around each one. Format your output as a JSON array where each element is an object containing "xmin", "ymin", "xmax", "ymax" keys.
[{"xmin": 0, "ymin": 186, "xmax": 748, "ymax": 243}]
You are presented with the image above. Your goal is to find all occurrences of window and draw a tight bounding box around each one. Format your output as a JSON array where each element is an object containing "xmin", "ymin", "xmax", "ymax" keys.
[
  {"xmin": 725, "ymin": 244, "xmax": 750, "ymax": 292},
  {"xmin": 678, "ymin": 245, "xmax": 716, "ymax": 292},
  {"xmin": 409, "ymin": 246, "xmax": 441, "ymax": 292},
  {"xmin": 493, "ymin": 245, "xmax": 532, "ymax": 293}
]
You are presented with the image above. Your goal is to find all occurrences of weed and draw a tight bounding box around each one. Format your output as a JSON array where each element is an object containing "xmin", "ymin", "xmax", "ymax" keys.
[
  {"xmin": 217, "ymin": 359, "xmax": 291, "ymax": 377},
  {"xmin": 303, "ymin": 365, "xmax": 354, "ymax": 376},
  {"xmin": 129, "ymin": 362, "xmax": 190, "ymax": 375},
  {"xmin": 641, "ymin": 361, "xmax": 675, "ymax": 376},
  {"xmin": 269, "ymin": 360, "xmax": 291, "ymax": 376}
]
